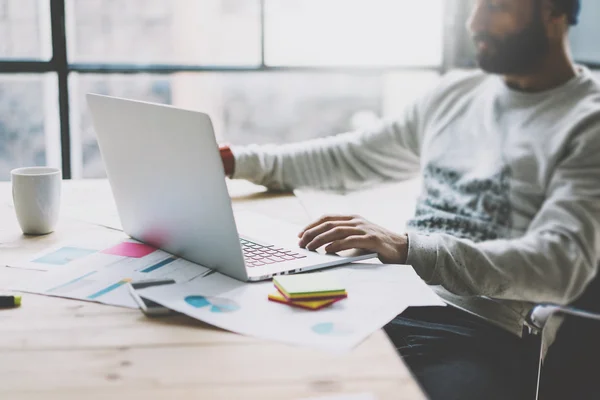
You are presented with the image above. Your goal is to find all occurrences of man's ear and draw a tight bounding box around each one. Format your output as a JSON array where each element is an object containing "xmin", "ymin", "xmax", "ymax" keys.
[
  {"xmin": 543, "ymin": 0, "xmax": 570, "ymax": 37},
  {"xmin": 548, "ymin": 0, "xmax": 572, "ymax": 24}
]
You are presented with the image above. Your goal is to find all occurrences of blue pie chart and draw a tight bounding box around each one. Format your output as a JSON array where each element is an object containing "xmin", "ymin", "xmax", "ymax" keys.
[
  {"xmin": 312, "ymin": 322, "xmax": 353, "ymax": 336},
  {"xmin": 185, "ymin": 295, "xmax": 240, "ymax": 313}
]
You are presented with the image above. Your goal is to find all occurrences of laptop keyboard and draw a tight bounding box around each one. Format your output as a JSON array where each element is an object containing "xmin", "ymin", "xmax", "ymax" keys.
[{"xmin": 240, "ymin": 238, "xmax": 307, "ymax": 268}]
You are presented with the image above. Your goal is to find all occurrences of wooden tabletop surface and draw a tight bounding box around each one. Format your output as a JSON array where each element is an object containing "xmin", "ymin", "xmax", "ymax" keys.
[{"xmin": 0, "ymin": 179, "xmax": 425, "ymax": 400}]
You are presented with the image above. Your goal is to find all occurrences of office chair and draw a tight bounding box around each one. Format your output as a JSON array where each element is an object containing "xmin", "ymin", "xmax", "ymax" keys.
[{"xmin": 523, "ymin": 274, "xmax": 600, "ymax": 400}]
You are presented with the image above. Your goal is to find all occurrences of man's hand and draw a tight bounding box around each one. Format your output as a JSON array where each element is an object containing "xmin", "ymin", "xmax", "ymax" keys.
[{"xmin": 298, "ymin": 215, "xmax": 409, "ymax": 264}]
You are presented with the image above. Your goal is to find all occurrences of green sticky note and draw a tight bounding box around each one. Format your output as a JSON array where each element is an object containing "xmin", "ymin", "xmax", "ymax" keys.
[{"xmin": 274, "ymin": 274, "xmax": 346, "ymax": 297}]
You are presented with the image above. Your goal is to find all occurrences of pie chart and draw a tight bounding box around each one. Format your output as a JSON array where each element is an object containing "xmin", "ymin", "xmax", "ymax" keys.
[
  {"xmin": 311, "ymin": 322, "xmax": 353, "ymax": 336},
  {"xmin": 184, "ymin": 295, "xmax": 240, "ymax": 313}
]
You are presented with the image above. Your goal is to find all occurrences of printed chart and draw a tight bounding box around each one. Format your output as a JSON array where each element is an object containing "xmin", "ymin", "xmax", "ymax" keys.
[
  {"xmin": 139, "ymin": 264, "xmax": 445, "ymax": 351},
  {"xmin": 32, "ymin": 247, "xmax": 97, "ymax": 266},
  {"xmin": 8, "ymin": 230, "xmax": 125, "ymax": 271},
  {"xmin": 12, "ymin": 237, "xmax": 211, "ymax": 309},
  {"xmin": 311, "ymin": 322, "xmax": 354, "ymax": 336},
  {"xmin": 185, "ymin": 296, "xmax": 241, "ymax": 313}
]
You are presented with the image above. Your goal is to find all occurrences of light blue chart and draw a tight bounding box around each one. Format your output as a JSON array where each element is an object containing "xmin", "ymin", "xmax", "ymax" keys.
[{"xmin": 185, "ymin": 295, "xmax": 241, "ymax": 313}]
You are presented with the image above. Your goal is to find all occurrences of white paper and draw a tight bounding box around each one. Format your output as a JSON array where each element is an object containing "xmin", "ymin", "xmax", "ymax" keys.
[
  {"xmin": 11, "ymin": 238, "xmax": 210, "ymax": 308},
  {"xmin": 139, "ymin": 263, "xmax": 444, "ymax": 351}
]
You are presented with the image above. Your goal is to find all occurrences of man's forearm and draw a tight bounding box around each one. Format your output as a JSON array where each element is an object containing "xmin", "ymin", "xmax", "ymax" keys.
[
  {"xmin": 406, "ymin": 230, "xmax": 598, "ymax": 305},
  {"xmin": 229, "ymin": 120, "xmax": 421, "ymax": 191}
]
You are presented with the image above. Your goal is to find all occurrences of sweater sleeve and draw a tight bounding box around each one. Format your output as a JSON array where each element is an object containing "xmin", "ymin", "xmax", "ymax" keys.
[
  {"xmin": 230, "ymin": 100, "xmax": 424, "ymax": 191},
  {"xmin": 406, "ymin": 124, "xmax": 600, "ymax": 305}
]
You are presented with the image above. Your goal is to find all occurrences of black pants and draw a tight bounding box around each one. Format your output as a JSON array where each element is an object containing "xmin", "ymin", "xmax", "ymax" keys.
[{"xmin": 384, "ymin": 306, "xmax": 535, "ymax": 400}]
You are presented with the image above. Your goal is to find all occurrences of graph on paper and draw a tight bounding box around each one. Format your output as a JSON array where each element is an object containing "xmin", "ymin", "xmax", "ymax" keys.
[
  {"xmin": 185, "ymin": 295, "xmax": 241, "ymax": 313},
  {"xmin": 32, "ymin": 247, "xmax": 97, "ymax": 266},
  {"xmin": 311, "ymin": 322, "xmax": 354, "ymax": 336},
  {"xmin": 12, "ymin": 236, "xmax": 211, "ymax": 309}
]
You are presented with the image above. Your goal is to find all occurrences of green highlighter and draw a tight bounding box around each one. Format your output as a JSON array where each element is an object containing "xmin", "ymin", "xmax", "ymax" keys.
[{"xmin": 0, "ymin": 295, "xmax": 22, "ymax": 308}]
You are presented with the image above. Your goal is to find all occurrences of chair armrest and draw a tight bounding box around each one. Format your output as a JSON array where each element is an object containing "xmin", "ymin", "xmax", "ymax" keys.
[{"xmin": 527, "ymin": 304, "xmax": 600, "ymax": 332}]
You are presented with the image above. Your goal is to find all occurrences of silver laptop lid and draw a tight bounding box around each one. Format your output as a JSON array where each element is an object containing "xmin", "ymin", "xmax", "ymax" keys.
[{"xmin": 87, "ymin": 94, "xmax": 248, "ymax": 281}]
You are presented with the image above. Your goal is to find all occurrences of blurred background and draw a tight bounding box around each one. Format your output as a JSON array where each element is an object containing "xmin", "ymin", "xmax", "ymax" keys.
[{"xmin": 0, "ymin": 0, "xmax": 598, "ymax": 180}]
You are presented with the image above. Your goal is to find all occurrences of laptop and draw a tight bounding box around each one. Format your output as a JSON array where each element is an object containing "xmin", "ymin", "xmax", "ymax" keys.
[{"xmin": 86, "ymin": 94, "xmax": 375, "ymax": 282}]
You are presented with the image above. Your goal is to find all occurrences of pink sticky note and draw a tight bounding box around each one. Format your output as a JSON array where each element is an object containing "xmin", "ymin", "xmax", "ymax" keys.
[{"xmin": 102, "ymin": 242, "xmax": 156, "ymax": 258}]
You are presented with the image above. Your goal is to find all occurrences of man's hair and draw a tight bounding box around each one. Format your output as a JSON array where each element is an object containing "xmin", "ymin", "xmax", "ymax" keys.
[{"xmin": 550, "ymin": 0, "xmax": 581, "ymax": 25}]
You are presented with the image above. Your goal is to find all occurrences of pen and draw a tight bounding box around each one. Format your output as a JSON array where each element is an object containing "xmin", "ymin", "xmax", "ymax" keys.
[{"xmin": 0, "ymin": 295, "xmax": 21, "ymax": 308}]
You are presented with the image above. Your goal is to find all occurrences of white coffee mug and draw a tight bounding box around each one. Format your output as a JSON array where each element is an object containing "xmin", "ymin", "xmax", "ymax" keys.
[{"xmin": 11, "ymin": 167, "xmax": 62, "ymax": 235}]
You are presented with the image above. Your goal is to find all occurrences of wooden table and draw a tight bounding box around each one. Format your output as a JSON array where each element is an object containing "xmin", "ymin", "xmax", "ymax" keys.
[{"xmin": 0, "ymin": 179, "xmax": 425, "ymax": 400}]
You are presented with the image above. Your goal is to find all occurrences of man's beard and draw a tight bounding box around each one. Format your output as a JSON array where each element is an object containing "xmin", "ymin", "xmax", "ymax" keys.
[{"xmin": 474, "ymin": 15, "xmax": 550, "ymax": 74}]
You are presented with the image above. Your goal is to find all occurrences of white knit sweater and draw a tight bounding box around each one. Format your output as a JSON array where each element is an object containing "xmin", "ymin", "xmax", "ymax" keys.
[{"xmin": 231, "ymin": 67, "xmax": 600, "ymax": 351}]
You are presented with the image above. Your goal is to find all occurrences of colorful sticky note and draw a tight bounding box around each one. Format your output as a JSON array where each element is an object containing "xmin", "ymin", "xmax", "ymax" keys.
[
  {"xmin": 273, "ymin": 273, "xmax": 346, "ymax": 300},
  {"xmin": 268, "ymin": 292, "xmax": 343, "ymax": 311},
  {"xmin": 274, "ymin": 285, "xmax": 348, "ymax": 302},
  {"xmin": 101, "ymin": 242, "xmax": 156, "ymax": 258}
]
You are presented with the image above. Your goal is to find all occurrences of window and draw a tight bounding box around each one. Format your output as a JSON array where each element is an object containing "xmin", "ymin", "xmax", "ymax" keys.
[
  {"xmin": 0, "ymin": 74, "xmax": 59, "ymax": 177},
  {"xmin": 264, "ymin": 0, "xmax": 443, "ymax": 67},
  {"xmin": 66, "ymin": 0, "xmax": 262, "ymax": 65},
  {"xmin": 2, "ymin": 0, "xmax": 448, "ymax": 179},
  {"xmin": 0, "ymin": 0, "xmax": 52, "ymax": 60},
  {"xmin": 3, "ymin": 1, "xmax": 600, "ymax": 181},
  {"xmin": 3, "ymin": 0, "xmax": 445, "ymax": 179},
  {"xmin": 570, "ymin": 0, "xmax": 600, "ymax": 66},
  {"xmin": 69, "ymin": 70, "xmax": 439, "ymax": 178}
]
